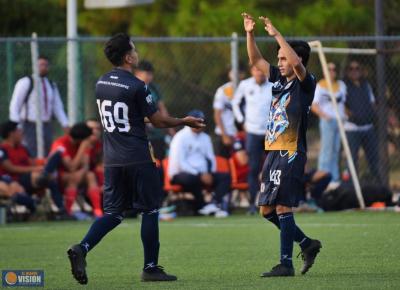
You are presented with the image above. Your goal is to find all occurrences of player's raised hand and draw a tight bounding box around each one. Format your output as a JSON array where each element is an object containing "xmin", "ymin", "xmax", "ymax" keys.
[
  {"xmin": 182, "ymin": 116, "xmax": 206, "ymax": 129},
  {"xmin": 259, "ymin": 16, "xmax": 279, "ymax": 37},
  {"xmin": 241, "ymin": 12, "xmax": 256, "ymax": 33}
]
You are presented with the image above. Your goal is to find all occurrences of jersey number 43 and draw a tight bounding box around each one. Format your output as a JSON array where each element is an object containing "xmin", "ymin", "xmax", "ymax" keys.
[{"xmin": 97, "ymin": 99, "xmax": 131, "ymax": 133}]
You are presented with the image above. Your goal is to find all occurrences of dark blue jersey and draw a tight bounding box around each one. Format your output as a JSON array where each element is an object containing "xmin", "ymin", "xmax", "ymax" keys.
[
  {"xmin": 96, "ymin": 68, "xmax": 158, "ymax": 166},
  {"xmin": 265, "ymin": 66, "xmax": 316, "ymax": 154}
]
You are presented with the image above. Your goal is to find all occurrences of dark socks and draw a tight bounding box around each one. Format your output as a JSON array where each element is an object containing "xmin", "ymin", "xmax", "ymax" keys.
[
  {"xmin": 80, "ymin": 213, "xmax": 122, "ymax": 253},
  {"xmin": 278, "ymin": 212, "xmax": 295, "ymax": 268},
  {"xmin": 44, "ymin": 151, "xmax": 62, "ymax": 174},
  {"xmin": 263, "ymin": 211, "xmax": 311, "ymax": 250},
  {"xmin": 263, "ymin": 211, "xmax": 280, "ymax": 229},
  {"xmin": 12, "ymin": 193, "xmax": 36, "ymax": 213},
  {"xmin": 141, "ymin": 210, "xmax": 160, "ymax": 270},
  {"xmin": 47, "ymin": 180, "xmax": 64, "ymax": 211}
]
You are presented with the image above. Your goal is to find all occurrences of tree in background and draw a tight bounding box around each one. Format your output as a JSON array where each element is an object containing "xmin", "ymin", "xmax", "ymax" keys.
[{"xmin": 2, "ymin": 0, "xmax": 399, "ymax": 37}]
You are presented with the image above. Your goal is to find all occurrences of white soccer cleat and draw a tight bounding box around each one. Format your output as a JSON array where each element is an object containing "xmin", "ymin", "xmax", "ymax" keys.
[
  {"xmin": 215, "ymin": 210, "xmax": 229, "ymax": 218},
  {"xmin": 198, "ymin": 203, "xmax": 220, "ymax": 215}
]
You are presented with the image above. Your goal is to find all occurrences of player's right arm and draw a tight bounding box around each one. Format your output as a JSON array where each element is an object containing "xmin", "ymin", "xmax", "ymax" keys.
[
  {"xmin": 148, "ymin": 111, "xmax": 205, "ymax": 129},
  {"xmin": 0, "ymin": 149, "xmax": 40, "ymax": 174},
  {"xmin": 9, "ymin": 77, "xmax": 31, "ymax": 123},
  {"xmin": 137, "ymin": 83, "xmax": 205, "ymax": 129},
  {"xmin": 242, "ymin": 12, "xmax": 270, "ymax": 78},
  {"xmin": 58, "ymin": 140, "xmax": 91, "ymax": 172}
]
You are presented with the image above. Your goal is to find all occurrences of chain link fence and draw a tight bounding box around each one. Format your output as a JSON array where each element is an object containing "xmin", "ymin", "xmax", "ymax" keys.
[{"xmin": 0, "ymin": 35, "xmax": 399, "ymax": 191}]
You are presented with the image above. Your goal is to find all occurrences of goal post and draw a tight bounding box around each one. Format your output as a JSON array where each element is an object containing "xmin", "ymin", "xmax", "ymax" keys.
[{"xmin": 308, "ymin": 40, "xmax": 367, "ymax": 209}]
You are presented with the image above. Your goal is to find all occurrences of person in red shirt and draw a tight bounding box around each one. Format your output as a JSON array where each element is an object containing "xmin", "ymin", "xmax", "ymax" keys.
[
  {"xmin": 231, "ymin": 131, "xmax": 250, "ymax": 183},
  {"xmin": 86, "ymin": 119, "xmax": 104, "ymax": 187},
  {"xmin": 50, "ymin": 122, "xmax": 103, "ymax": 217},
  {"xmin": 0, "ymin": 174, "xmax": 36, "ymax": 214},
  {"xmin": 0, "ymin": 121, "xmax": 65, "ymax": 214}
]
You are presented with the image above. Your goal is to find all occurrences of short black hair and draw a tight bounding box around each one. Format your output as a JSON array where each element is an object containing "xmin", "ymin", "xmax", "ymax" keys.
[
  {"xmin": 137, "ymin": 60, "xmax": 154, "ymax": 72},
  {"xmin": 104, "ymin": 33, "xmax": 133, "ymax": 66},
  {"xmin": 70, "ymin": 122, "xmax": 93, "ymax": 141},
  {"xmin": 86, "ymin": 117, "xmax": 100, "ymax": 123},
  {"xmin": 0, "ymin": 121, "xmax": 19, "ymax": 139},
  {"xmin": 38, "ymin": 55, "xmax": 49, "ymax": 62},
  {"xmin": 277, "ymin": 40, "xmax": 311, "ymax": 67},
  {"xmin": 346, "ymin": 59, "xmax": 361, "ymax": 70}
]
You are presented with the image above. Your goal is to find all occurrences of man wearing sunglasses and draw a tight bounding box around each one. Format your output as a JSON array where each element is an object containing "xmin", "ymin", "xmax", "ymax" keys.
[{"xmin": 344, "ymin": 60, "xmax": 382, "ymax": 184}]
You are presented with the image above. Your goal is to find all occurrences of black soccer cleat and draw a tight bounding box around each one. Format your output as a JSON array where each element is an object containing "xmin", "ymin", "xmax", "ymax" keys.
[
  {"xmin": 299, "ymin": 239, "xmax": 322, "ymax": 275},
  {"xmin": 141, "ymin": 265, "xmax": 177, "ymax": 282},
  {"xmin": 261, "ymin": 264, "xmax": 295, "ymax": 278},
  {"xmin": 67, "ymin": 244, "xmax": 88, "ymax": 285}
]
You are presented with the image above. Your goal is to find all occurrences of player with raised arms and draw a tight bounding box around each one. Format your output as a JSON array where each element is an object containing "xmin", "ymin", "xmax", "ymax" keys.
[
  {"xmin": 241, "ymin": 12, "xmax": 322, "ymax": 277},
  {"xmin": 67, "ymin": 33, "xmax": 205, "ymax": 285}
]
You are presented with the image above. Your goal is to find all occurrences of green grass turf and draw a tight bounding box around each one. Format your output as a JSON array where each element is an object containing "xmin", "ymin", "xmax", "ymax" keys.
[{"xmin": 1, "ymin": 212, "xmax": 399, "ymax": 289}]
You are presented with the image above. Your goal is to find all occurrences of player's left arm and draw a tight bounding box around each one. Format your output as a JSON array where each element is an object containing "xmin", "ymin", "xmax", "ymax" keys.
[{"xmin": 259, "ymin": 16, "xmax": 307, "ymax": 81}]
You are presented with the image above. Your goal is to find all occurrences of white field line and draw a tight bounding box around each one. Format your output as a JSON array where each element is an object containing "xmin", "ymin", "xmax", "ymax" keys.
[
  {"xmin": 121, "ymin": 222, "xmax": 397, "ymax": 228},
  {"xmin": 2, "ymin": 222, "xmax": 399, "ymax": 231}
]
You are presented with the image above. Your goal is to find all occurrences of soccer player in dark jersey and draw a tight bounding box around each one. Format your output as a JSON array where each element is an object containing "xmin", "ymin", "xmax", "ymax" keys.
[
  {"xmin": 67, "ymin": 33, "xmax": 205, "ymax": 285},
  {"xmin": 241, "ymin": 13, "xmax": 322, "ymax": 277}
]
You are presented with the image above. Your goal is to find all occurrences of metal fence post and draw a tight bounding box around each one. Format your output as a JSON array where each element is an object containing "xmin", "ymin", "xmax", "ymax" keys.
[
  {"xmin": 375, "ymin": 0, "xmax": 389, "ymax": 186},
  {"xmin": 230, "ymin": 32, "xmax": 239, "ymax": 90},
  {"xmin": 77, "ymin": 40, "xmax": 84, "ymax": 122},
  {"xmin": 6, "ymin": 40, "xmax": 14, "ymax": 100},
  {"xmin": 30, "ymin": 33, "xmax": 45, "ymax": 158},
  {"xmin": 67, "ymin": 0, "xmax": 78, "ymax": 125}
]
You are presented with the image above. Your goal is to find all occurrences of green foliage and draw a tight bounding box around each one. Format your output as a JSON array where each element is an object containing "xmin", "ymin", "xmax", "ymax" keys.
[
  {"xmin": 0, "ymin": 0, "xmax": 392, "ymax": 37},
  {"xmin": 0, "ymin": 0, "xmax": 66, "ymax": 36}
]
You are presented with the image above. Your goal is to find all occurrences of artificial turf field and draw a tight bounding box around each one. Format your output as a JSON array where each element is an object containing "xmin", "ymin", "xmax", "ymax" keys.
[{"xmin": 1, "ymin": 212, "xmax": 399, "ymax": 289}]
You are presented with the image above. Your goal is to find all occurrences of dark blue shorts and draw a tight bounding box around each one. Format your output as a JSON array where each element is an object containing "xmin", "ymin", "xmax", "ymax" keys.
[
  {"xmin": 258, "ymin": 151, "xmax": 306, "ymax": 207},
  {"xmin": 103, "ymin": 162, "xmax": 162, "ymax": 214},
  {"xmin": 19, "ymin": 173, "xmax": 34, "ymax": 193},
  {"xmin": 0, "ymin": 175, "xmax": 13, "ymax": 184}
]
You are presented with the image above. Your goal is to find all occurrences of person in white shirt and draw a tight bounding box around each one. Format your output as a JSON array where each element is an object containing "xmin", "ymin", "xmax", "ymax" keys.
[
  {"xmin": 169, "ymin": 110, "xmax": 231, "ymax": 217},
  {"xmin": 9, "ymin": 56, "xmax": 69, "ymax": 157},
  {"xmin": 232, "ymin": 64, "xmax": 273, "ymax": 214},
  {"xmin": 213, "ymin": 65, "xmax": 246, "ymax": 158},
  {"xmin": 312, "ymin": 62, "xmax": 346, "ymax": 185}
]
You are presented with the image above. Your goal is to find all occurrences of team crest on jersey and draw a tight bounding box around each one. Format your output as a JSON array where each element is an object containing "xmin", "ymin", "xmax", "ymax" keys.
[
  {"xmin": 266, "ymin": 92, "xmax": 291, "ymax": 145},
  {"xmin": 146, "ymin": 94, "xmax": 153, "ymax": 104},
  {"xmin": 272, "ymin": 81, "xmax": 284, "ymax": 90}
]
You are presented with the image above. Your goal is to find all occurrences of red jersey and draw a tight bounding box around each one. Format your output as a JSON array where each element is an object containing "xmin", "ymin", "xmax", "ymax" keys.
[
  {"xmin": 0, "ymin": 142, "xmax": 31, "ymax": 180},
  {"xmin": 89, "ymin": 140, "xmax": 102, "ymax": 169},
  {"xmin": 50, "ymin": 135, "xmax": 90, "ymax": 172},
  {"xmin": 232, "ymin": 132, "xmax": 250, "ymax": 183},
  {"xmin": 51, "ymin": 135, "xmax": 79, "ymax": 159}
]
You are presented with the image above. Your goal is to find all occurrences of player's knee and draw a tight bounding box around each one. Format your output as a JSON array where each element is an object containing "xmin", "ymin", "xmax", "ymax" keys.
[
  {"xmin": 259, "ymin": 205, "xmax": 274, "ymax": 216},
  {"xmin": 276, "ymin": 205, "xmax": 292, "ymax": 215},
  {"xmin": 105, "ymin": 212, "xmax": 124, "ymax": 222}
]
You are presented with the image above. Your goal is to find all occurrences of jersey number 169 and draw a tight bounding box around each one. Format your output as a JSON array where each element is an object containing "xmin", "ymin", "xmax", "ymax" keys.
[{"xmin": 97, "ymin": 99, "xmax": 131, "ymax": 133}]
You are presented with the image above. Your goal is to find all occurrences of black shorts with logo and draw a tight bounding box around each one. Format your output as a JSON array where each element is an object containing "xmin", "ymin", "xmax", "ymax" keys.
[
  {"xmin": 258, "ymin": 150, "xmax": 306, "ymax": 207},
  {"xmin": 103, "ymin": 162, "xmax": 162, "ymax": 214}
]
